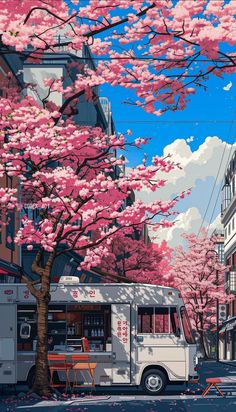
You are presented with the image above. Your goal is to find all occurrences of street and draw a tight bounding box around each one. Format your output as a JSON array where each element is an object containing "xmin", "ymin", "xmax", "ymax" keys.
[
  {"xmin": 1, "ymin": 361, "xmax": 236, "ymax": 412},
  {"xmin": 0, "ymin": 391, "xmax": 236, "ymax": 412}
]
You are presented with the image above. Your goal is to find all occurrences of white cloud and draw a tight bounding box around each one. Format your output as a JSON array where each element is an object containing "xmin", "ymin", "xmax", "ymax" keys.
[
  {"xmin": 135, "ymin": 136, "xmax": 235, "ymax": 246},
  {"xmin": 149, "ymin": 207, "xmax": 202, "ymax": 247},
  {"xmin": 137, "ymin": 136, "xmax": 235, "ymax": 203},
  {"xmin": 223, "ymin": 81, "xmax": 233, "ymax": 91},
  {"xmin": 186, "ymin": 135, "xmax": 194, "ymax": 143},
  {"xmin": 149, "ymin": 210, "xmax": 223, "ymax": 248}
]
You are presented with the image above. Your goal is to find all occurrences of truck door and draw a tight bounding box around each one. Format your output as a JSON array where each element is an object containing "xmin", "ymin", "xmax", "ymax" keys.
[
  {"xmin": 136, "ymin": 306, "xmax": 186, "ymax": 380},
  {"xmin": 0, "ymin": 304, "xmax": 17, "ymax": 384},
  {"xmin": 111, "ymin": 304, "xmax": 131, "ymax": 384}
]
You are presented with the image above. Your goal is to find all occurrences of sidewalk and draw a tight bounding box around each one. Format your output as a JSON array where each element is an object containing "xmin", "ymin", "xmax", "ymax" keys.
[{"xmin": 197, "ymin": 359, "xmax": 236, "ymax": 385}]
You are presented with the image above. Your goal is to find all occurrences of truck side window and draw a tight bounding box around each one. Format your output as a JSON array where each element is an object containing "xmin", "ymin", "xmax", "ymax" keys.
[
  {"xmin": 154, "ymin": 307, "xmax": 169, "ymax": 333},
  {"xmin": 138, "ymin": 307, "xmax": 154, "ymax": 333},
  {"xmin": 170, "ymin": 307, "xmax": 180, "ymax": 334},
  {"xmin": 180, "ymin": 307, "xmax": 195, "ymax": 344}
]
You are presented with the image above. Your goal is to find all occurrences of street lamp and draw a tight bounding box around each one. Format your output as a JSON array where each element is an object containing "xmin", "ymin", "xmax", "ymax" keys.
[{"xmin": 205, "ymin": 249, "xmax": 219, "ymax": 362}]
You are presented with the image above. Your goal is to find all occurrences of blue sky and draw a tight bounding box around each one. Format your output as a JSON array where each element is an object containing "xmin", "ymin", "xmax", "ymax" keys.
[
  {"xmin": 101, "ymin": 71, "xmax": 236, "ymax": 165},
  {"xmin": 101, "ymin": 70, "xmax": 236, "ymax": 246},
  {"xmin": 65, "ymin": 0, "xmax": 236, "ymax": 245}
]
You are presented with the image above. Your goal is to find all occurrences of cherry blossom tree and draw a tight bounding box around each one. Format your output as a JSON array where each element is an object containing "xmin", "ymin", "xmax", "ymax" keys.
[
  {"xmin": 0, "ymin": 88, "xmax": 189, "ymax": 394},
  {"xmin": 0, "ymin": 0, "xmax": 233, "ymax": 395},
  {"xmin": 86, "ymin": 232, "xmax": 173, "ymax": 284},
  {"xmin": 169, "ymin": 230, "xmax": 231, "ymax": 357},
  {"xmin": 0, "ymin": 1, "xmax": 235, "ymax": 116}
]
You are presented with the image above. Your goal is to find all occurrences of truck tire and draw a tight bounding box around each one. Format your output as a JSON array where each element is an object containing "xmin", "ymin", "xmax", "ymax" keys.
[{"xmin": 141, "ymin": 369, "xmax": 167, "ymax": 395}]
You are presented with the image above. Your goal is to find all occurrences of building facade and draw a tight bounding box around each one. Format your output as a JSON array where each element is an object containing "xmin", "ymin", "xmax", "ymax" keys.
[
  {"xmin": 220, "ymin": 149, "xmax": 236, "ymax": 360},
  {"xmin": 21, "ymin": 45, "xmax": 114, "ymax": 283},
  {"xmin": 0, "ymin": 55, "xmax": 23, "ymax": 282}
]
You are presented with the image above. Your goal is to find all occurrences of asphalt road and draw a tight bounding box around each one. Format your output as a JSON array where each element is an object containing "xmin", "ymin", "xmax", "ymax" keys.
[
  {"xmin": 1, "ymin": 392, "xmax": 236, "ymax": 412},
  {"xmin": 1, "ymin": 361, "xmax": 236, "ymax": 412}
]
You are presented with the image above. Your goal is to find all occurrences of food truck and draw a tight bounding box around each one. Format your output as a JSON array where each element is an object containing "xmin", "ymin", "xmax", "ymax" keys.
[{"xmin": 0, "ymin": 280, "xmax": 198, "ymax": 394}]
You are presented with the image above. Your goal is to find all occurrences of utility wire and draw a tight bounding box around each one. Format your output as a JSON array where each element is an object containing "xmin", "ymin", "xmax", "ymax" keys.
[
  {"xmin": 207, "ymin": 135, "xmax": 236, "ymax": 236},
  {"xmin": 197, "ymin": 110, "xmax": 236, "ymax": 236},
  {"xmin": 113, "ymin": 120, "xmax": 235, "ymax": 124}
]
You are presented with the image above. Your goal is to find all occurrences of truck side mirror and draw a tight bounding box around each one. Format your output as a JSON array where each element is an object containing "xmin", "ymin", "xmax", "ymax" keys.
[{"xmin": 20, "ymin": 322, "xmax": 31, "ymax": 339}]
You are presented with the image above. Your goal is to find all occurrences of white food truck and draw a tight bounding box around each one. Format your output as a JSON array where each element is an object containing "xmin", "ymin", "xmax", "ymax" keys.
[{"xmin": 0, "ymin": 281, "xmax": 198, "ymax": 394}]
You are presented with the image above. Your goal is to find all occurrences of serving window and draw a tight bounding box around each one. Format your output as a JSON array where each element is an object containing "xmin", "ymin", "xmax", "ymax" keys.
[{"xmin": 17, "ymin": 303, "xmax": 112, "ymax": 352}]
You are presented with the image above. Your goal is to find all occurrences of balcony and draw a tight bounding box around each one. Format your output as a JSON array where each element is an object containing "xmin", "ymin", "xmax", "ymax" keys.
[{"xmin": 225, "ymin": 268, "xmax": 236, "ymax": 293}]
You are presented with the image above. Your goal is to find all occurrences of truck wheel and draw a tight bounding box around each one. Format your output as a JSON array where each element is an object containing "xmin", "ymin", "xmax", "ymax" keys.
[{"xmin": 141, "ymin": 369, "xmax": 167, "ymax": 395}]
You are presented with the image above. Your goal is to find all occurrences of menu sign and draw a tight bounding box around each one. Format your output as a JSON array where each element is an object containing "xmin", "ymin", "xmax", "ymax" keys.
[{"xmin": 112, "ymin": 304, "xmax": 130, "ymax": 362}]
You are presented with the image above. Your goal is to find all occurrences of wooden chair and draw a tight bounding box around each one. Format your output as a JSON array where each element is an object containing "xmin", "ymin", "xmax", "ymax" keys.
[
  {"xmin": 48, "ymin": 354, "xmax": 73, "ymax": 392},
  {"xmin": 71, "ymin": 353, "xmax": 97, "ymax": 389}
]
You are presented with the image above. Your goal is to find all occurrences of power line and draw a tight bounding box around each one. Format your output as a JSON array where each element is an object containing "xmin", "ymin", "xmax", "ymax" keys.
[
  {"xmin": 207, "ymin": 136, "xmax": 236, "ymax": 236},
  {"xmin": 197, "ymin": 110, "xmax": 236, "ymax": 236},
  {"xmin": 113, "ymin": 120, "xmax": 236, "ymax": 124}
]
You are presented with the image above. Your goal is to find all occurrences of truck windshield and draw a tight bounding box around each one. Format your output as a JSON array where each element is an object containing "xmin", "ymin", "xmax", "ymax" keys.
[{"xmin": 180, "ymin": 307, "xmax": 195, "ymax": 344}]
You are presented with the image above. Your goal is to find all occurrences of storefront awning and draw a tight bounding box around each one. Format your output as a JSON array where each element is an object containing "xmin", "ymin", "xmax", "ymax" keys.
[
  {"xmin": 0, "ymin": 259, "xmax": 22, "ymax": 278},
  {"xmin": 219, "ymin": 316, "xmax": 236, "ymax": 333}
]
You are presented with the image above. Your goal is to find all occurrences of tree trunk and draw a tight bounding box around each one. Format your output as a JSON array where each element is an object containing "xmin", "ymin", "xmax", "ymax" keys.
[{"xmin": 32, "ymin": 296, "xmax": 52, "ymax": 396}]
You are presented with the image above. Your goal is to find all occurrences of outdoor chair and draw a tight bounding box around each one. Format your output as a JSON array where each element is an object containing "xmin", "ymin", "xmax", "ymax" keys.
[
  {"xmin": 71, "ymin": 353, "xmax": 97, "ymax": 389},
  {"xmin": 48, "ymin": 354, "xmax": 73, "ymax": 392}
]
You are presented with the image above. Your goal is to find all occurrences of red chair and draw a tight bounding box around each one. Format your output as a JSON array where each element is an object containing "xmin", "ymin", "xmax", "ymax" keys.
[
  {"xmin": 71, "ymin": 354, "xmax": 97, "ymax": 389},
  {"xmin": 48, "ymin": 354, "xmax": 73, "ymax": 392}
]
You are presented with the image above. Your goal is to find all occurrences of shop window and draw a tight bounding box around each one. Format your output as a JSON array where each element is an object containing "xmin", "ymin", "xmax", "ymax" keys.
[
  {"xmin": 67, "ymin": 304, "xmax": 111, "ymax": 351},
  {"xmin": 6, "ymin": 211, "xmax": 15, "ymax": 250}
]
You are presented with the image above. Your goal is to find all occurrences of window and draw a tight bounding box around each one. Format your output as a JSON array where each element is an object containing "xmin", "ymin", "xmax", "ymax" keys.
[
  {"xmin": 138, "ymin": 307, "xmax": 153, "ymax": 333},
  {"xmin": 154, "ymin": 307, "xmax": 169, "ymax": 333},
  {"xmin": 6, "ymin": 211, "xmax": 15, "ymax": 250},
  {"xmin": 233, "ymin": 218, "xmax": 235, "ymax": 231},
  {"xmin": 180, "ymin": 307, "xmax": 195, "ymax": 344},
  {"xmin": 228, "ymin": 223, "xmax": 231, "ymax": 236},
  {"xmin": 138, "ymin": 306, "xmax": 180, "ymax": 334},
  {"xmin": 217, "ymin": 243, "xmax": 224, "ymax": 263},
  {"xmin": 170, "ymin": 307, "xmax": 180, "ymax": 334},
  {"xmin": 225, "ymin": 228, "xmax": 227, "ymax": 239}
]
